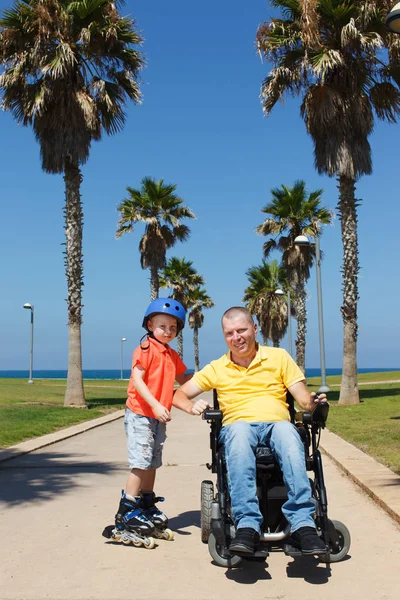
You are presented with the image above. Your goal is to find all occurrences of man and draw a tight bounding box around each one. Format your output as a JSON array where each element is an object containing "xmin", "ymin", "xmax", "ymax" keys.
[{"xmin": 173, "ymin": 306, "xmax": 327, "ymax": 555}]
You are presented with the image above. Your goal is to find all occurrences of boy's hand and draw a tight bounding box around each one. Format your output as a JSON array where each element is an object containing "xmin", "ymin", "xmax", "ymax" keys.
[
  {"xmin": 190, "ymin": 398, "xmax": 210, "ymax": 416},
  {"xmin": 153, "ymin": 403, "xmax": 171, "ymax": 422}
]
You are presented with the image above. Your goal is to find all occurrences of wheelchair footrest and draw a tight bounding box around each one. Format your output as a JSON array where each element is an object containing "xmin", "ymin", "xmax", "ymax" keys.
[
  {"xmin": 283, "ymin": 543, "xmax": 304, "ymax": 557},
  {"xmin": 232, "ymin": 546, "xmax": 269, "ymax": 558}
]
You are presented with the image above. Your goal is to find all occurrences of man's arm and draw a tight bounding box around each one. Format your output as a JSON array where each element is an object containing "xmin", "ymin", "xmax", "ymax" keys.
[
  {"xmin": 172, "ymin": 380, "xmax": 208, "ymax": 415},
  {"xmin": 288, "ymin": 380, "xmax": 327, "ymax": 411}
]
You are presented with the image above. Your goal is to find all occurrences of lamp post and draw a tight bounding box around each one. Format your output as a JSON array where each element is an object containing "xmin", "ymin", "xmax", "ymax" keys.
[
  {"xmin": 387, "ymin": 3, "xmax": 400, "ymax": 33},
  {"xmin": 294, "ymin": 234, "xmax": 330, "ymax": 394},
  {"xmin": 120, "ymin": 337, "xmax": 127, "ymax": 380},
  {"xmin": 275, "ymin": 288, "xmax": 293, "ymax": 357},
  {"xmin": 23, "ymin": 303, "xmax": 34, "ymax": 384}
]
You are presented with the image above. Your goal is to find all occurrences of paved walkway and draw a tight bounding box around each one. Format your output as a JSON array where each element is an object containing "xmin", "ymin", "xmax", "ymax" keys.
[{"xmin": 1, "ymin": 393, "xmax": 399, "ymax": 599}]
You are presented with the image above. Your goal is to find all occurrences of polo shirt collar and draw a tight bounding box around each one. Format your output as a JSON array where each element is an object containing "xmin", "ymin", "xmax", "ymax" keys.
[
  {"xmin": 225, "ymin": 343, "xmax": 269, "ymax": 369},
  {"xmin": 148, "ymin": 335, "xmax": 169, "ymax": 353}
]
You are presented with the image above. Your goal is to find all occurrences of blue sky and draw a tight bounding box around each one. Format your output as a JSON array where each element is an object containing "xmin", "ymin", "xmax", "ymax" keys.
[{"xmin": 1, "ymin": 0, "xmax": 399, "ymax": 373}]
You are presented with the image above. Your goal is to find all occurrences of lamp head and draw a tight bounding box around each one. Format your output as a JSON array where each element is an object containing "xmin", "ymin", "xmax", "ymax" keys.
[
  {"xmin": 387, "ymin": 3, "xmax": 400, "ymax": 33},
  {"xmin": 274, "ymin": 289, "xmax": 284, "ymax": 296},
  {"xmin": 121, "ymin": 337, "xmax": 127, "ymax": 342},
  {"xmin": 23, "ymin": 303, "xmax": 33, "ymax": 310},
  {"xmin": 294, "ymin": 234, "xmax": 310, "ymax": 246}
]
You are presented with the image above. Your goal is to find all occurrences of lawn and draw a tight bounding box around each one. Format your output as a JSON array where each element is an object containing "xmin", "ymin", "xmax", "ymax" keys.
[
  {"xmin": 0, "ymin": 378, "xmax": 128, "ymax": 447},
  {"xmin": 307, "ymin": 374, "xmax": 400, "ymax": 475}
]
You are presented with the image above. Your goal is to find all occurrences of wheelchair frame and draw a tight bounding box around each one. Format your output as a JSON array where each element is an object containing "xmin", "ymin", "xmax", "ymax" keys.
[{"xmin": 200, "ymin": 390, "xmax": 351, "ymax": 567}]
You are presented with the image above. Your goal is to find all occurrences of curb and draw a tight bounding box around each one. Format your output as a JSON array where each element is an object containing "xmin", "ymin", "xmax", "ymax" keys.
[
  {"xmin": 0, "ymin": 409, "xmax": 125, "ymax": 464},
  {"xmin": 320, "ymin": 428, "xmax": 400, "ymax": 526}
]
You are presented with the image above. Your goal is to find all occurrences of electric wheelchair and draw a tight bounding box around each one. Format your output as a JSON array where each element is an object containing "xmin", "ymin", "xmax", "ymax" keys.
[{"xmin": 200, "ymin": 390, "xmax": 351, "ymax": 567}]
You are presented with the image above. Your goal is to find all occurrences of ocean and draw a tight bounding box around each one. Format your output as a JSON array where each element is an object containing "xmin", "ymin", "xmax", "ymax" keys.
[{"xmin": 0, "ymin": 367, "xmax": 398, "ymax": 380}]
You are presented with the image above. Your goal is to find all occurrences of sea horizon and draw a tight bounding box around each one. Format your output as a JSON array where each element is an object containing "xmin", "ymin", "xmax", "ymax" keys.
[{"xmin": 0, "ymin": 367, "xmax": 399, "ymax": 380}]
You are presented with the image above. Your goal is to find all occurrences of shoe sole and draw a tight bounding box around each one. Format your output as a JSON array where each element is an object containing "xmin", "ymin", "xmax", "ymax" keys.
[
  {"xmin": 229, "ymin": 543, "xmax": 255, "ymax": 554},
  {"xmin": 300, "ymin": 547, "xmax": 328, "ymax": 555}
]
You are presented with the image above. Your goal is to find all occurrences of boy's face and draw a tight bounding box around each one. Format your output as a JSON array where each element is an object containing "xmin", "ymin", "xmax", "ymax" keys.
[{"xmin": 148, "ymin": 314, "xmax": 178, "ymax": 344}]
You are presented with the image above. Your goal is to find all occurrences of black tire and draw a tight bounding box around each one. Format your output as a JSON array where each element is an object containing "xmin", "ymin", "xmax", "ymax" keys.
[
  {"xmin": 208, "ymin": 533, "xmax": 243, "ymax": 568},
  {"xmin": 201, "ymin": 480, "xmax": 214, "ymax": 543},
  {"xmin": 319, "ymin": 519, "xmax": 351, "ymax": 563}
]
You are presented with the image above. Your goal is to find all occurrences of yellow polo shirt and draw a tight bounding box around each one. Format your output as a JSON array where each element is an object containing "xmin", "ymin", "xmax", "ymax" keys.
[{"xmin": 193, "ymin": 346, "xmax": 305, "ymax": 426}]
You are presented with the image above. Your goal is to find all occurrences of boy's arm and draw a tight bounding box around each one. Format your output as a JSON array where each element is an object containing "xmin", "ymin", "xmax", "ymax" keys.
[
  {"xmin": 132, "ymin": 365, "xmax": 171, "ymax": 422},
  {"xmin": 173, "ymin": 380, "xmax": 209, "ymax": 415}
]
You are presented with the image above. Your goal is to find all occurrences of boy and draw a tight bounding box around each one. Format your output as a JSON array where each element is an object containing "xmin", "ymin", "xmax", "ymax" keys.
[{"xmin": 103, "ymin": 298, "xmax": 208, "ymax": 547}]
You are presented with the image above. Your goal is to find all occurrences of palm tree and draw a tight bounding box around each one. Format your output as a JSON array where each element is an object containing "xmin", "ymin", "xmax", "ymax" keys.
[
  {"xmin": 159, "ymin": 257, "xmax": 204, "ymax": 359},
  {"xmin": 0, "ymin": 0, "xmax": 143, "ymax": 407},
  {"xmin": 243, "ymin": 259, "xmax": 294, "ymax": 347},
  {"xmin": 256, "ymin": 0, "xmax": 400, "ymax": 403},
  {"xmin": 187, "ymin": 287, "xmax": 215, "ymax": 371},
  {"xmin": 116, "ymin": 177, "xmax": 195, "ymax": 299},
  {"xmin": 257, "ymin": 181, "xmax": 332, "ymax": 372}
]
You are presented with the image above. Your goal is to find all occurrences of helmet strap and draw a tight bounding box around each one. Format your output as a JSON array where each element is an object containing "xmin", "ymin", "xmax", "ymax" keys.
[{"xmin": 139, "ymin": 333, "xmax": 150, "ymax": 351}]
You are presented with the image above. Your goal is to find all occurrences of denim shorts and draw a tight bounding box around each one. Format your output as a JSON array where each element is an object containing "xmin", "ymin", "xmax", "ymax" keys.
[{"xmin": 124, "ymin": 408, "xmax": 167, "ymax": 470}]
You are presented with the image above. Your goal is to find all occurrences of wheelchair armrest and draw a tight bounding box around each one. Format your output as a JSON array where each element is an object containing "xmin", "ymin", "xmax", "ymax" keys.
[
  {"xmin": 202, "ymin": 408, "xmax": 223, "ymax": 421},
  {"xmin": 297, "ymin": 401, "xmax": 329, "ymax": 427}
]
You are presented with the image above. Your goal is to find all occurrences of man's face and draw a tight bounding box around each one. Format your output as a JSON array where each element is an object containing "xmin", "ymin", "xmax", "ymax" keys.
[
  {"xmin": 222, "ymin": 314, "xmax": 257, "ymax": 360},
  {"xmin": 148, "ymin": 314, "xmax": 178, "ymax": 343}
]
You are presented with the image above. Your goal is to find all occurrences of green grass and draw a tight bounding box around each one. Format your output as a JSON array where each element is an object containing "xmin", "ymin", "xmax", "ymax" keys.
[
  {"xmin": 307, "ymin": 370, "xmax": 400, "ymax": 386},
  {"xmin": 308, "ymin": 382, "xmax": 400, "ymax": 475},
  {"xmin": 0, "ymin": 379, "xmax": 127, "ymax": 447}
]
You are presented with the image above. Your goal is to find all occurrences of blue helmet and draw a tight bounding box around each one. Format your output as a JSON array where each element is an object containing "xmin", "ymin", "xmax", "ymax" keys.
[{"xmin": 142, "ymin": 298, "xmax": 186, "ymax": 332}]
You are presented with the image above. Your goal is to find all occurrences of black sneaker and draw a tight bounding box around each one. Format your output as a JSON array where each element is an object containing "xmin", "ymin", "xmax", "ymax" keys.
[
  {"xmin": 291, "ymin": 526, "xmax": 327, "ymax": 555},
  {"xmin": 229, "ymin": 528, "xmax": 260, "ymax": 554}
]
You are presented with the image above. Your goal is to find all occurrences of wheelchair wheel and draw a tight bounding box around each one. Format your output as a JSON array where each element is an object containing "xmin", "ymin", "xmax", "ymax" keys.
[
  {"xmin": 319, "ymin": 519, "xmax": 351, "ymax": 563},
  {"xmin": 201, "ymin": 480, "xmax": 214, "ymax": 543},
  {"xmin": 208, "ymin": 533, "xmax": 243, "ymax": 568}
]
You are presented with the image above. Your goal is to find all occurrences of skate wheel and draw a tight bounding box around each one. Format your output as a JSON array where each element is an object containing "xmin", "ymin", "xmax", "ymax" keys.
[
  {"xmin": 163, "ymin": 529, "xmax": 174, "ymax": 541},
  {"xmin": 132, "ymin": 539, "xmax": 143, "ymax": 547},
  {"xmin": 144, "ymin": 537, "xmax": 155, "ymax": 549},
  {"xmin": 122, "ymin": 537, "xmax": 132, "ymax": 545}
]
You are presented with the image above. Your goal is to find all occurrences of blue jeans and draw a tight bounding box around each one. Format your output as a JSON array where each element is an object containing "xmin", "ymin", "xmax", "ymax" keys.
[{"xmin": 219, "ymin": 420, "xmax": 315, "ymax": 534}]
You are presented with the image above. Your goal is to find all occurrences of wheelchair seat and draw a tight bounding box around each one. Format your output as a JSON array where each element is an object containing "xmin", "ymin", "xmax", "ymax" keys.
[{"xmin": 255, "ymin": 446, "xmax": 276, "ymax": 465}]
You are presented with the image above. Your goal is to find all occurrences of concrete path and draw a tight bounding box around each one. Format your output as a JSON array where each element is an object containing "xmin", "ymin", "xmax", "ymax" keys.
[{"xmin": 1, "ymin": 392, "xmax": 399, "ymax": 600}]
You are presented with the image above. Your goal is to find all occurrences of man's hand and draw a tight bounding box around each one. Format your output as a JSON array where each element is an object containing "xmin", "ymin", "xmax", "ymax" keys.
[
  {"xmin": 310, "ymin": 392, "xmax": 328, "ymax": 406},
  {"xmin": 153, "ymin": 403, "xmax": 171, "ymax": 422},
  {"xmin": 190, "ymin": 398, "xmax": 210, "ymax": 416},
  {"xmin": 289, "ymin": 381, "xmax": 329, "ymax": 411}
]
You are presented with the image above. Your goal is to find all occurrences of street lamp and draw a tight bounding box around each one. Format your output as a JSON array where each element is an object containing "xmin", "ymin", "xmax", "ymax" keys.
[
  {"xmin": 120, "ymin": 337, "xmax": 127, "ymax": 380},
  {"xmin": 23, "ymin": 303, "xmax": 34, "ymax": 384},
  {"xmin": 294, "ymin": 234, "xmax": 330, "ymax": 394},
  {"xmin": 386, "ymin": 3, "xmax": 400, "ymax": 33},
  {"xmin": 275, "ymin": 288, "xmax": 293, "ymax": 357}
]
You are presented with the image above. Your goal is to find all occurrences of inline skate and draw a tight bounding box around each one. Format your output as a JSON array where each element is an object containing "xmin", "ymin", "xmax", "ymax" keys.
[
  {"xmin": 102, "ymin": 491, "xmax": 156, "ymax": 548},
  {"xmin": 142, "ymin": 492, "xmax": 174, "ymax": 541}
]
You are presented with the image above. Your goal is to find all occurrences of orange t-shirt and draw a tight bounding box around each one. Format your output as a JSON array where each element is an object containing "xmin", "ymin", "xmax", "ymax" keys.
[{"xmin": 126, "ymin": 336, "xmax": 187, "ymax": 418}]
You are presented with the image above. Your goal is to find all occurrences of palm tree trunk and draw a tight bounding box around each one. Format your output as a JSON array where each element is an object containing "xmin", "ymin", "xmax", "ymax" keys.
[
  {"xmin": 193, "ymin": 327, "xmax": 199, "ymax": 371},
  {"xmin": 295, "ymin": 282, "xmax": 307, "ymax": 374},
  {"xmin": 177, "ymin": 330, "xmax": 183, "ymax": 360},
  {"xmin": 150, "ymin": 265, "xmax": 159, "ymax": 300},
  {"xmin": 337, "ymin": 176, "xmax": 360, "ymax": 405},
  {"xmin": 63, "ymin": 160, "xmax": 86, "ymax": 408}
]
